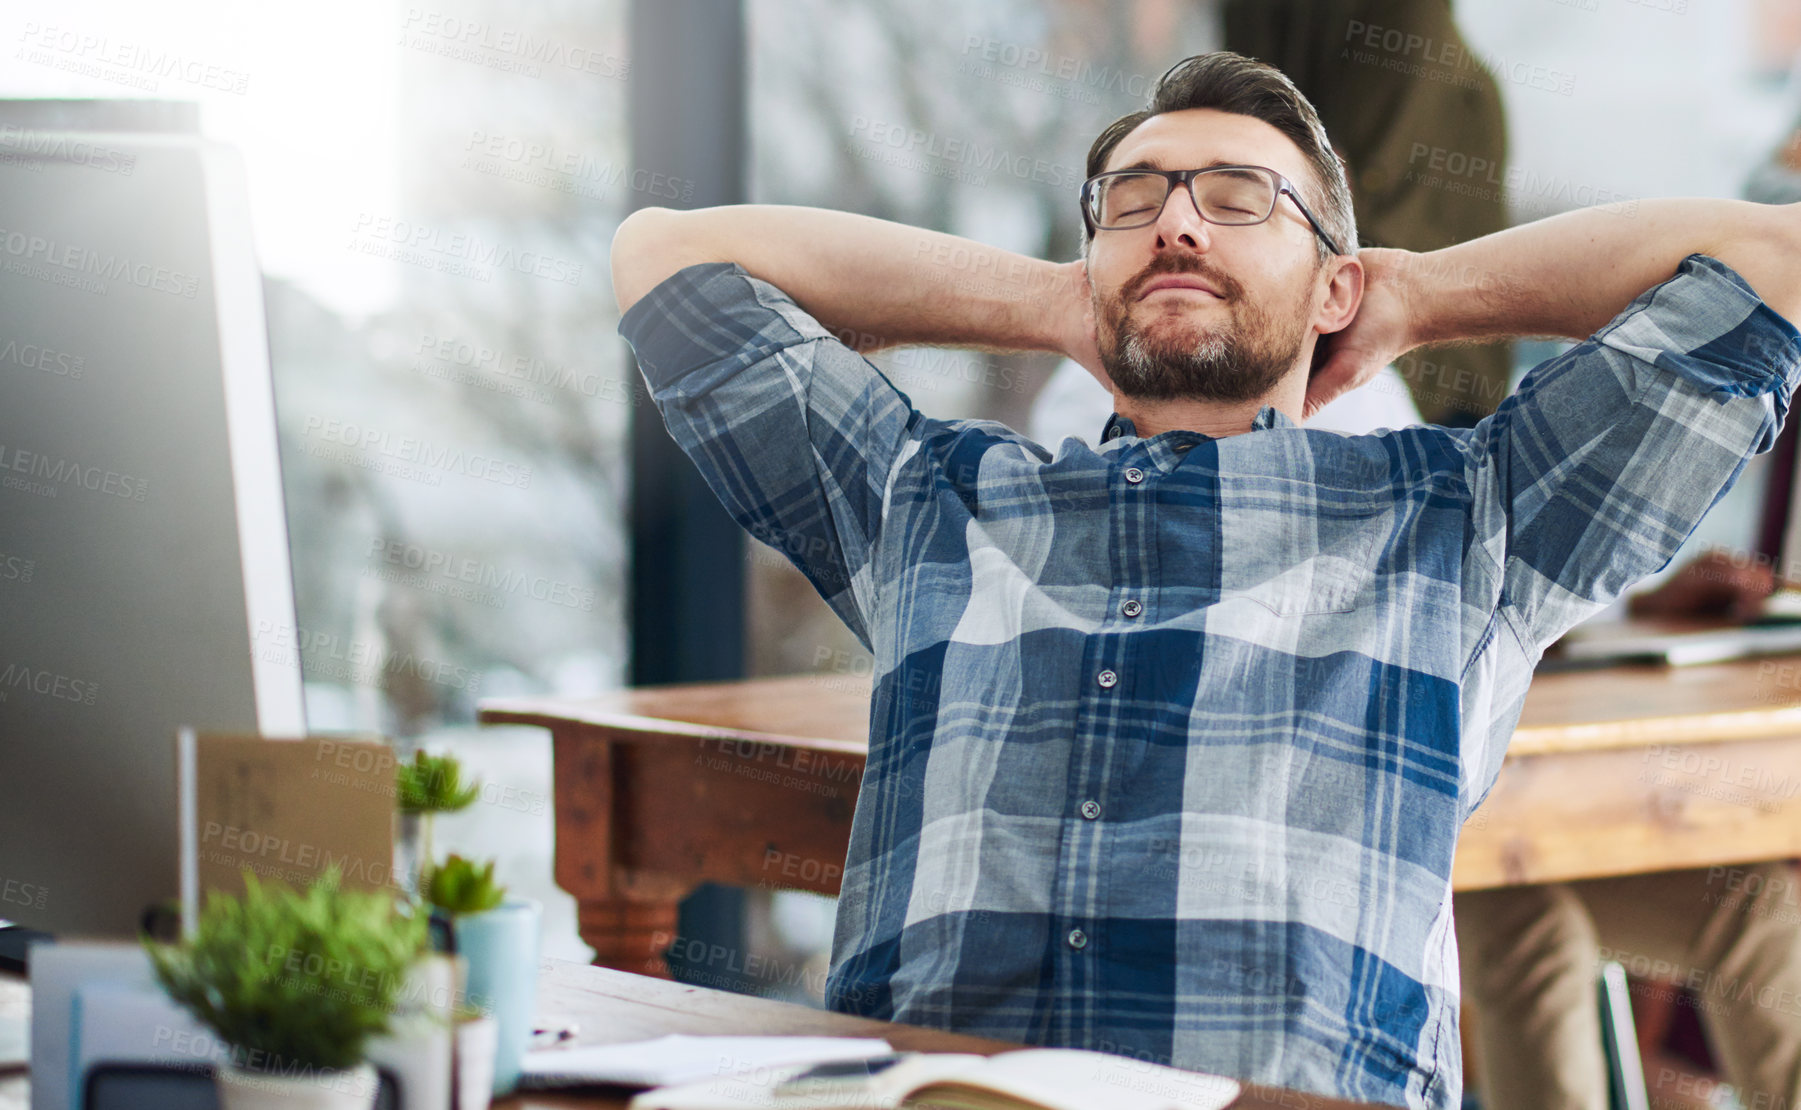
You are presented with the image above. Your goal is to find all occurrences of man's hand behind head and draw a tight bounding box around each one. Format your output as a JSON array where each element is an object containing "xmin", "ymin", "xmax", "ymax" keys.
[
  {"xmin": 1058, "ymin": 259, "xmax": 1112, "ymax": 395},
  {"xmin": 1304, "ymin": 248, "xmax": 1418, "ymax": 420}
]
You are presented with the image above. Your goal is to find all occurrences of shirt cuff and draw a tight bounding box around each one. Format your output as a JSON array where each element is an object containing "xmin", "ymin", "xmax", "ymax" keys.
[
  {"xmin": 618, "ymin": 261, "xmax": 759, "ymax": 391},
  {"xmin": 1598, "ymin": 253, "xmax": 1801, "ymax": 405}
]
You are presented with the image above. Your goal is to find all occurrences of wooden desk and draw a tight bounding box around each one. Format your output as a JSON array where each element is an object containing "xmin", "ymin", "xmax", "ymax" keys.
[
  {"xmin": 0, "ymin": 962, "xmax": 1375, "ymax": 1110},
  {"xmin": 480, "ymin": 660, "xmax": 1801, "ymax": 977},
  {"xmin": 498, "ymin": 959, "xmax": 1380, "ymax": 1109}
]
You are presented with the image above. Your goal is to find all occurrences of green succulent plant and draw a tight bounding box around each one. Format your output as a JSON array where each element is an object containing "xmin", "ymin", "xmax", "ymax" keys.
[
  {"xmin": 144, "ymin": 870, "xmax": 429, "ymax": 1072},
  {"xmin": 395, "ymin": 749, "xmax": 482, "ymax": 890},
  {"xmin": 395, "ymin": 750, "xmax": 480, "ymax": 816},
  {"xmin": 422, "ymin": 854, "xmax": 506, "ymax": 917}
]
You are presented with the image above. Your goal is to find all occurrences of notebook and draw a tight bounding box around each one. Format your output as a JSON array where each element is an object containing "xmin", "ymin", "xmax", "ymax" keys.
[{"xmin": 628, "ymin": 1048, "xmax": 1241, "ymax": 1110}]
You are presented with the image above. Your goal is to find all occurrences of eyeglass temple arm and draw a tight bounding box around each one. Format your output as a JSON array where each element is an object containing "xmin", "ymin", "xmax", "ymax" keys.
[{"xmin": 1283, "ymin": 185, "xmax": 1345, "ymax": 256}]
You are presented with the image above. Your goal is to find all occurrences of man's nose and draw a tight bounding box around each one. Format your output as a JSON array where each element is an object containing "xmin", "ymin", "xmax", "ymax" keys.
[{"xmin": 1153, "ymin": 182, "xmax": 1213, "ymax": 253}]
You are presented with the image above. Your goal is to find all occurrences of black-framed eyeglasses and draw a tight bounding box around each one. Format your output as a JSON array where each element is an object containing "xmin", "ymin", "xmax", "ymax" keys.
[{"xmin": 1079, "ymin": 164, "xmax": 1345, "ymax": 256}]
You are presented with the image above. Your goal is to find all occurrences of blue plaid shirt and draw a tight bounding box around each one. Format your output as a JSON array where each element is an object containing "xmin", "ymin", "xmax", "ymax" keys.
[{"xmin": 620, "ymin": 255, "xmax": 1801, "ymax": 1109}]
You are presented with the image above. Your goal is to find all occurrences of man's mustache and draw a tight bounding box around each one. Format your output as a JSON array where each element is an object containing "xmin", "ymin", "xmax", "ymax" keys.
[{"xmin": 1122, "ymin": 255, "xmax": 1244, "ymax": 305}]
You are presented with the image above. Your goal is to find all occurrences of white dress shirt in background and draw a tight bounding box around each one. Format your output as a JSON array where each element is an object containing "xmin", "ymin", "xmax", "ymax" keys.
[{"xmin": 1027, "ymin": 359, "xmax": 1423, "ymax": 446}]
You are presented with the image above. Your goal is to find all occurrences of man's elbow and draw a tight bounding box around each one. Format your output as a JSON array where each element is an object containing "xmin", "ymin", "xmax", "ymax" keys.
[
  {"xmin": 610, "ymin": 206, "xmax": 698, "ymax": 316},
  {"xmin": 1714, "ymin": 202, "xmax": 1801, "ymax": 329}
]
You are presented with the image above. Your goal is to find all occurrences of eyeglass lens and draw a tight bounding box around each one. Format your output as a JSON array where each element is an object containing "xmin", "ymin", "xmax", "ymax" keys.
[{"xmin": 1093, "ymin": 169, "xmax": 1276, "ymax": 229}]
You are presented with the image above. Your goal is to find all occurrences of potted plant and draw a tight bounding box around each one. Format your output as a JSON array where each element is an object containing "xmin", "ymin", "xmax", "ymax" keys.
[
  {"xmin": 425, "ymin": 855, "xmax": 539, "ymax": 1099},
  {"xmin": 395, "ymin": 749, "xmax": 480, "ymax": 894},
  {"xmin": 144, "ymin": 870, "xmax": 428, "ymax": 1110}
]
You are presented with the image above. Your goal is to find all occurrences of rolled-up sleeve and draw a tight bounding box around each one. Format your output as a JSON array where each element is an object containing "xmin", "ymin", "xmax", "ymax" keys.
[
  {"xmin": 620, "ymin": 262, "xmax": 920, "ymax": 647},
  {"xmin": 1463, "ymin": 253, "xmax": 1801, "ymax": 652}
]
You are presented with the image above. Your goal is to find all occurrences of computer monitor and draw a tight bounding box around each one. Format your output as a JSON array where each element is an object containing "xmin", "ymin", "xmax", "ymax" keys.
[{"xmin": 0, "ymin": 129, "xmax": 305, "ymax": 940}]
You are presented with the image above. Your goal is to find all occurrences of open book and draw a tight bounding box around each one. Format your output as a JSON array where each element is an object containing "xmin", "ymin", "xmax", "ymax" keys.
[{"xmin": 628, "ymin": 1048, "xmax": 1241, "ymax": 1110}]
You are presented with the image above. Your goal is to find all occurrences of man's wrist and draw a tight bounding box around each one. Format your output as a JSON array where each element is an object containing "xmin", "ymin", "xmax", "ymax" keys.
[
  {"xmin": 1362, "ymin": 248, "xmax": 1432, "ymax": 352},
  {"xmin": 1047, "ymin": 260, "xmax": 1087, "ymax": 358}
]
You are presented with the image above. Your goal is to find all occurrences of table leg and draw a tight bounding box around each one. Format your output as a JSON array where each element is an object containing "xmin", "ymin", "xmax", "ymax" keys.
[
  {"xmin": 576, "ymin": 898, "xmax": 683, "ymax": 978},
  {"xmin": 551, "ymin": 722, "xmax": 693, "ymax": 978}
]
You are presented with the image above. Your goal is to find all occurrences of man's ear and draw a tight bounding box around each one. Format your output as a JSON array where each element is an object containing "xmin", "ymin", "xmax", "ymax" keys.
[{"xmin": 1313, "ymin": 254, "xmax": 1364, "ymax": 336}]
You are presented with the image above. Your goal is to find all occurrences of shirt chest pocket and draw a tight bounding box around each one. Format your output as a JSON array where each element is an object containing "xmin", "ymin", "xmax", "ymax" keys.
[{"xmin": 1220, "ymin": 501, "xmax": 1381, "ymax": 617}]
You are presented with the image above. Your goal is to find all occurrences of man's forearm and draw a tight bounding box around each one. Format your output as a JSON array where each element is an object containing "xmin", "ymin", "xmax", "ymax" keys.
[
  {"xmin": 610, "ymin": 205, "xmax": 1079, "ymax": 357},
  {"xmin": 1398, "ymin": 199, "xmax": 1801, "ymax": 346}
]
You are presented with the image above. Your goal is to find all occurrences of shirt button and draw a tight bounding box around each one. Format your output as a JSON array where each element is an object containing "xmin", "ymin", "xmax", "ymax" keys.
[
  {"xmin": 1124, "ymin": 467, "xmax": 1144, "ymax": 484},
  {"xmin": 1080, "ymin": 800, "xmax": 1101, "ymax": 820},
  {"xmin": 1120, "ymin": 599, "xmax": 1143, "ymax": 618},
  {"xmin": 1067, "ymin": 928, "xmax": 1088, "ymax": 950},
  {"xmin": 1097, "ymin": 669, "xmax": 1117, "ymax": 688}
]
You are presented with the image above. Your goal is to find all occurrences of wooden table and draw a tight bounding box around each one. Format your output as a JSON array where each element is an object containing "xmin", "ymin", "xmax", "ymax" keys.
[
  {"xmin": 497, "ymin": 960, "xmax": 1381, "ymax": 1110},
  {"xmin": 0, "ymin": 961, "xmax": 1379, "ymax": 1110},
  {"xmin": 479, "ymin": 658, "xmax": 1801, "ymax": 977}
]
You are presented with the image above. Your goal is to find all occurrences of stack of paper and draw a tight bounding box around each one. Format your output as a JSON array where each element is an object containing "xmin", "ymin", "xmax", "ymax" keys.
[{"xmin": 519, "ymin": 1034, "xmax": 894, "ymax": 1089}]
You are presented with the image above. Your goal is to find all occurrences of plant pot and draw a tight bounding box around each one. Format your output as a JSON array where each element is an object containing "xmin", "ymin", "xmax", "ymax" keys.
[
  {"xmin": 453, "ymin": 1016, "xmax": 498, "ymax": 1110},
  {"xmin": 452, "ymin": 898, "xmax": 541, "ymax": 1096},
  {"xmin": 365, "ymin": 954, "xmax": 456, "ymax": 1110},
  {"xmin": 215, "ymin": 1059, "xmax": 379, "ymax": 1110}
]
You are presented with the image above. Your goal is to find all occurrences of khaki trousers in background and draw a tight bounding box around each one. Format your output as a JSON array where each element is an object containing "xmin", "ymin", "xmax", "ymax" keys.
[{"xmin": 1454, "ymin": 864, "xmax": 1801, "ymax": 1110}]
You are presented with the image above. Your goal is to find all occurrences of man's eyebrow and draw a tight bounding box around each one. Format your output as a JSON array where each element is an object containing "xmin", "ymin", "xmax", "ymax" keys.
[{"xmin": 1113, "ymin": 157, "xmax": 1244, "ymax": 173}]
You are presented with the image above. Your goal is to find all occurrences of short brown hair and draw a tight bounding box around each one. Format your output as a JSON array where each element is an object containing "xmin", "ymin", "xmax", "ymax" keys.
[{"xmin": 1084, "ymin": 52, "xmax": 1355, "ymax": 259}]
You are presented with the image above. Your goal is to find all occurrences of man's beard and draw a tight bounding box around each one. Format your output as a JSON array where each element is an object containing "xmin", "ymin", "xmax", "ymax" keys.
[{"xmin": 1097, "ymin": 255, "xmax": 1311, "ymax": 404}]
